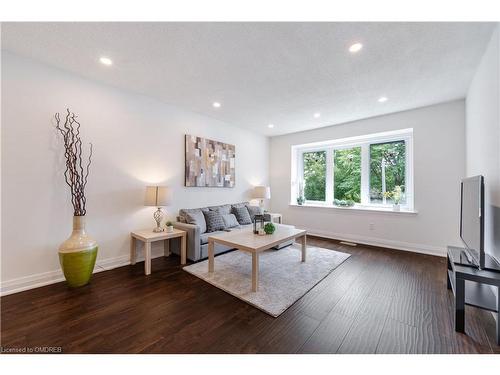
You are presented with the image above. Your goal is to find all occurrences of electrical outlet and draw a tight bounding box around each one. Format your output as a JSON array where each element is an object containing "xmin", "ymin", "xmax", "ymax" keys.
[{"xmin": 369, "ymin": 223, "xmax": 375, "ymax": 231}]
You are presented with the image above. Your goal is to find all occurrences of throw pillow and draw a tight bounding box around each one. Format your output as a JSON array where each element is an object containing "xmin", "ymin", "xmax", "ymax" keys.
[
  {"xmin": 209, "ymin": 204, "xmax": 232, "ymax": 215},
  {"xmin": 246, "ymin": 205, "xmax": 263, "ymax": 221},
  {"xmin": 222, "ymin": 213, "xmax": 240, "ymax": 228},
  {"xmin": 180, "ymin": 207, "xmax": 208, "ymax": 222},
  {"xmin": 203, "ymin": 210, "xmax": 226, "ymax": 232},
  {"xmin": 185, "ymin": 210, "xmax": 207, "ymax": 234},
  {"xmin": 231, "ymin": 202, "xmax": 249, "ymax": 209},
  {"xmin": 232, "ymin": 205, "xmax": 252, "ymax": 225}
]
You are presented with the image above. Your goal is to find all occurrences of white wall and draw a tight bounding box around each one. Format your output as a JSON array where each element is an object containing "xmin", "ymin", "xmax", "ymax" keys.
[
  {"xmin": 270, "ymin": 100, "xmax": 466, "ymax": 256},
  {"xmin": 1, "ymin": 52, "xmax": 269, "ymax": 294},
  {"xmin": 465, "ymin": 25, "xmax": 500, "ymax": 263}
]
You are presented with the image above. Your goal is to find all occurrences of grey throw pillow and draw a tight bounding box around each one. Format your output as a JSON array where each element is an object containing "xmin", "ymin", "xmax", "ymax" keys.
[
  {"xmin": 231, "ymin": 202, "xmax": 249, "ymax": 209},
  {"xmin": 185, "ymin": 210, "xmax": 207, "ymax": 233},
  {"xmin": 209, "ymin": 204, "xmax": 232, "ymax": 215},
  {"xmin": 203, "ymin": 210, "xmax": 226, "ymax": 232},
  {"xmin": 180, "ymin": 207, "xmax": 208, "ymax": 221},
  {"xmin": 246, "ymin": 205, "xmax": 263, "ymax": 221},
  {"xmin": 232, "ymin": 206, "xmax": 252, "ymax": 225},
  {"xmin": 222, "ymin": 213, "xmax": 240, "ymax": 228}
]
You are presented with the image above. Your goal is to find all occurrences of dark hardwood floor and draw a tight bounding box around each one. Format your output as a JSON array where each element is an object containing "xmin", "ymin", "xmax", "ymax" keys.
[{"xmin": 1, "ymin": 237, "xmax": 498, "ymax": 354}]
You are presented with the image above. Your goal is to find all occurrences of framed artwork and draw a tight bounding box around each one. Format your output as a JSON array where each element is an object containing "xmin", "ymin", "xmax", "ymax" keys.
[{"xmin": 185, "ymin": 134, "xmax": 235, "ymax": 187}]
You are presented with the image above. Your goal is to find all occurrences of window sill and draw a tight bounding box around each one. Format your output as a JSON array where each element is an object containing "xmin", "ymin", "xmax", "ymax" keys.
[{"xmin": 289, "ymin": 203, "xmax": 418, "ymax": 215}]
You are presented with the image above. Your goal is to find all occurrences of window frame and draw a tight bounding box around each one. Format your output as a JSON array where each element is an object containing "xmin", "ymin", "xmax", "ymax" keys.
[{"xmin": 291, "ymin": 128, "xmax": 414, "ymax": 211}]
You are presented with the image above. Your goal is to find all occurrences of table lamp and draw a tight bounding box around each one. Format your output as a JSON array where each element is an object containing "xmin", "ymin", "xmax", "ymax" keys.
[
  {"xmin": 253, "ymin": 186, "xmax": 271, "ymax": 209},
  {"xmin": 145, "ymin": 186, "xmax": 171, "ymax": 232}
]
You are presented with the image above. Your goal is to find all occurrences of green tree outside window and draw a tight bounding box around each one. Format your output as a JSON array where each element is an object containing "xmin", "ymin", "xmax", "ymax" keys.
[
  {"xmin": 333, "ymin": 147, "xmax": 361, "ymax": 202},
  {"xmin": 369, "ymin": 141, "xmax": 406, "ymax": 204},
  {"xmin": 303, "ymin": 151, "xmax": 326, "ymax": 201}
]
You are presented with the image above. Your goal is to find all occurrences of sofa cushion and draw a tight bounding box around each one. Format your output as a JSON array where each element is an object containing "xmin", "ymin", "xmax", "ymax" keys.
[
  {"xmin": 209, "ymin": 204, "xmax": 232, "ymax": 215},
  {"xmin": 232, "ymin": 206, "xmax": 252, "ymax": 225},
  {"xmin": 222, "ymin": 213, "xmax": 240, "ymax": 228},
  {"xmin": 184, "ymin": 209, "xmax": 207, "ymax": 234},
  {"xmin": 203, "ymin": 210, "xmax": 226, "ymax": 232},
  {"xmin": 246, "ymin": 205, "xmax": 263, "ymax": 221},
  {"xmin": 199, "ymin": 231, "xmax": 226, "ymax": 245}
]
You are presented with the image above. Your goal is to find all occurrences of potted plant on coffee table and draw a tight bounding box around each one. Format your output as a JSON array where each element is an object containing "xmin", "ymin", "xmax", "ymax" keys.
[{"xmin": 264, "ymin": 222, "xmax": 276, "ymax": 235}]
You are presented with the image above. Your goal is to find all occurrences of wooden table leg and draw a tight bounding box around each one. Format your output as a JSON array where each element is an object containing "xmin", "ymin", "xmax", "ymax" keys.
[
  {"xmin": 164, "ymin": 239, "xmax": 170, "ymax": 257},
  {"xmin": 130, "ymin": 236, "xmax": 136, "ymax": 265},
  {"xmin": 208, "ymin": 240, "xmax": 214, "ymax": 272},
  {"xmin": 446, "ymin": 256, "xmax": 452, "ymax": 290},
  {"xmin": 455, "ymin": 277, "xmax": 465, "ymax": 333},
  {"xmin": 181, "ymin": 233, "xmax": 187, "ymax": 265},
  {"xmin": 301, "ymin": 234, "xmax": 307, "ymax": 262},
  {"xmin": 252, "ymin": 252, "xmax": 259, "ymax": 292},
  {"xmin": 144, "ymin": 242, "xmax": 152, "ymax": 275}
]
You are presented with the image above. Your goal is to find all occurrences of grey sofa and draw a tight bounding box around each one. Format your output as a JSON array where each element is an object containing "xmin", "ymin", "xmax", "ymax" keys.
[{"xmin": 170, "ymin": 202, "xmax": 274, "ymax": 262}]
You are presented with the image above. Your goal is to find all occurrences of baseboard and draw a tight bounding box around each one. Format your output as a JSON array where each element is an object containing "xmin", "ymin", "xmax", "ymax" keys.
[
  {"xmin": 0, "ymin": 252, "xmax": 163, "ymax": 297},
  {"xmin": 305, "ymin": 228, "xmax": 447, "ymax": 257}
]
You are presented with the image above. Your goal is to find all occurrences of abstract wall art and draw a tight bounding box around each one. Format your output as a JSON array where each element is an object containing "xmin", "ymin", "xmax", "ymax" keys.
[{"xmin": 185, "ymin": 134, "xmax": 235, "ymax": 187}]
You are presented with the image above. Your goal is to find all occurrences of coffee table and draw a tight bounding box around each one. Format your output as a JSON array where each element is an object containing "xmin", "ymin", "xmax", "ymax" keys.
[{"xmin": 207, "ymin": 225, "xmax": 307, "ymax": 292}]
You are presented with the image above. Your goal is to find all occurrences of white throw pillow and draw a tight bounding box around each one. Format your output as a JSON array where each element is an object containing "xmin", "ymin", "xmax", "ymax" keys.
[{"xmin": 222, "ymin": 213, "xmax": 240, "ymax": 228}]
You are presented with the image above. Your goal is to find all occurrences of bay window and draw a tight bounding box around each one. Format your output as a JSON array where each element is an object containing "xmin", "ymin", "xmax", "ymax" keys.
[{"xmin": 291, "ymin": 129, "xmax": 414, "ymax": 211}]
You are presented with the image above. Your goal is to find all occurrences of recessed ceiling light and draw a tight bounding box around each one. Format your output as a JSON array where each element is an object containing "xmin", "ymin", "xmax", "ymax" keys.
[
  {"xmin": 268, "ymin": 124, "xmax": 275, "ymax": 129},
  {"xmin": 212, "ymin": 102, "xmax": 221, "ymax": 108},
  {"xmin": 314, "ymin": 113, "xmax": 321, "ymax": 118},
  {"xmin": 348, "ymin": 43, "xmax": 363, "ymax": 53},
  {"xmin": 378, "ymin": 96, "xmax": 388, "ymax": 103},
  {"xmin": 99, "ymin": 56, "xmax": 113, "ymax": 66}
]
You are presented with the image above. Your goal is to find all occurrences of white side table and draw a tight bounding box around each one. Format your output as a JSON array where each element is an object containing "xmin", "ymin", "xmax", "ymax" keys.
[
  {"xmin": 130, "ymin": 228, "xmax": 187, "ymax": 275},
  {"xmin": 266, "ymin": 212, "xmax": 282, "ymax": 224}
]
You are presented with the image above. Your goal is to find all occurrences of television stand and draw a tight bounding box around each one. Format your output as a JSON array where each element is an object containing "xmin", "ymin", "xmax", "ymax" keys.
[{"xmin": 447, "ymin": 246, "xmax": 500, "ymax": 345}]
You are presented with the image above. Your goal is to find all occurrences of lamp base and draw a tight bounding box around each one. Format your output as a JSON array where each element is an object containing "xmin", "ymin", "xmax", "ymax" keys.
[{"xmin": 152, "ymin": 207, "xmax": 165, "ymax": 233}]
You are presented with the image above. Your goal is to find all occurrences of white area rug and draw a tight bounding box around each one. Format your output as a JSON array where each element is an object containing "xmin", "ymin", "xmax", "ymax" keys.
[{"xmin": 183, "ymin": 245, "xmax": 350, "ymax": 317}]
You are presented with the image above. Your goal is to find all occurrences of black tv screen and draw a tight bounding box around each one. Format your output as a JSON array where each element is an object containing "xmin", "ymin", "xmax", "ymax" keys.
[{"xmin": 460, "ymin": 175, "xmax": 484, "ymax": 267}]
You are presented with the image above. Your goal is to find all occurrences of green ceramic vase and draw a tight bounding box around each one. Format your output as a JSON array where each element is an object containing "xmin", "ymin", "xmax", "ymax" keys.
[{"xmin": 59, "ymin": 216, "xmax": 98, "ymax": 288}]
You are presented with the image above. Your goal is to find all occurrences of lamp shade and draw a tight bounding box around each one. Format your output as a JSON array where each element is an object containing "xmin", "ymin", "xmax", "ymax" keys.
[
  {"xmin": 145, "ymin": 186, "xmax": 171, "ymax": 207},
  {"xmin": 253, "ymin": 186, "xmax": 271, "ymax": 200}
]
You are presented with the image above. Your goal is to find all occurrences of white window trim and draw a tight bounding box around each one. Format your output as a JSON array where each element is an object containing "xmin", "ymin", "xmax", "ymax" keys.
[{"xmin": 291, "ymin": 128, "xmax": 414, "ymax": 212}]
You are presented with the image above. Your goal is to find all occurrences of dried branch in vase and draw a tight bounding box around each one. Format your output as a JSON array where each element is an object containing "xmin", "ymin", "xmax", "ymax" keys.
[{"xmin": 55, "ymin": 109, "xmax": 93, "ymax": 216}]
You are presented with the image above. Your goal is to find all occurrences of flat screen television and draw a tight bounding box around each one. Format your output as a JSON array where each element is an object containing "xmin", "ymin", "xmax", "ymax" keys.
[{"xmin": 460, "ymin": 175, "xmax": 485, "ymax": 268}]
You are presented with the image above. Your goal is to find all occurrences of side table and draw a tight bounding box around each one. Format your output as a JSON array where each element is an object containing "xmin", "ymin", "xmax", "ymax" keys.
[
  {"xmin": 266, "ymin": 212, "xmax": 282, "ymax": 224},
  {"xmin": 130, "ymin": 228, "xmax": 187, "ymax": 275}
]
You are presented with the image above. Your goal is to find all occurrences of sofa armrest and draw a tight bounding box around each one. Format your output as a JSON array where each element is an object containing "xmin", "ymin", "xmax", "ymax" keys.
[{"xmin": 172, "ymin": 222, "xmax": 201, "ymax": 261}]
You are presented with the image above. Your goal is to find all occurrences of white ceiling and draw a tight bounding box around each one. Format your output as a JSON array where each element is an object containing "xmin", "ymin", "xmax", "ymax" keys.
[{"xmin": 1, "ymin": 22, "xmax": 496, "ymax": 136}]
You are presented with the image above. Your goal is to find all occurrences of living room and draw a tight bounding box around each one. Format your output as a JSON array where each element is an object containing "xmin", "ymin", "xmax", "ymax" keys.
[{"xmin": 1, "ymin": 1, "xmax": 499, "ymax": 372}]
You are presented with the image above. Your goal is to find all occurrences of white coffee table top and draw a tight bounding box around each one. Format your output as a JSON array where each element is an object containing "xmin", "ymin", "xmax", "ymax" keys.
[{"xmin": 208, "ymin": 225, "xmax": 306, "ymax": 253}]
